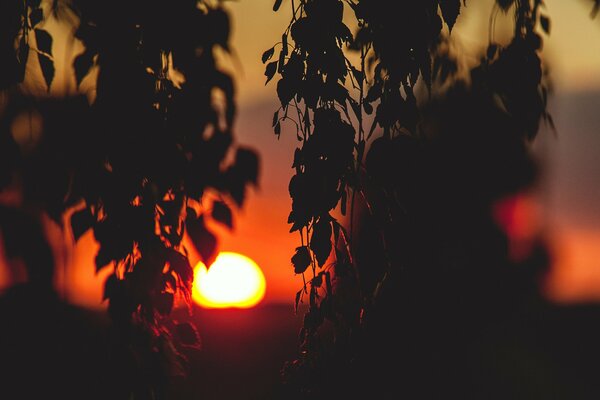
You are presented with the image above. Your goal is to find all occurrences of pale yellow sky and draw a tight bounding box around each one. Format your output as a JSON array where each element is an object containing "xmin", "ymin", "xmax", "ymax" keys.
[{"xmin": 227, "ymin": 0, "xmax": 600, "ymax": 103}]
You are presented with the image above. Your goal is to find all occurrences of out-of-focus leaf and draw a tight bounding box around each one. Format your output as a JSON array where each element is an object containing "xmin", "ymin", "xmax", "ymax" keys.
[
  {"xmin": 30, "ymin": 7, "xmax": 43, "ymax": 26},
  {"xmin": 540, "ymin": 15, "xmax": 550, "ymax": 34},
  {"xmin": 17, "ymin": 37, "xmax": 29, "ymax": 82},
  {"xmin": 38, "ymin": 53, "xmax": 54, "ymax": 91},
  {"xmin": 212, "ymin": 200, "xmax": 233, "ymax": 229},
  {"xmin": 273, "ymin": 0, "xmax": 283, "ymax": 12},
  {"xmin": 73, "ymin": 50, "xmax": 94, "ymax": 87},
  {"xmin": 156, "ymin": 292, "xmax": 174, "ymax": 315},
  {"xmin": 71, "ymin": 208, "xmax": 94, "ymax": 241},
  {"xmin": 496, "ymin": 0, "xmax": 515, "ymax": 12},
  {"xmin": 34, "ymin": 29, "xmax": 52, "ymax": 56},
  {"xmin": 234, "ymin": 147, "xmax": 260, "ymax": 186},
  {"xmin": 186, "ymin": 215, "xmax": 218, "ymax": 267},
  {"xmin": 175, "ymin": 322, "xmax": 201, "ymax": 347},
  {"xmin": 167, "ymin": 248, "xmax": 193, "ymax": 286},
  {"xmin": 440, "ymin": 0, "xmax": 461, "ymax": 32}
]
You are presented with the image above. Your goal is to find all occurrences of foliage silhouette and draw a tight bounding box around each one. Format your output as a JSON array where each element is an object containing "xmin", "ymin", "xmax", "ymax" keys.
[
  {"xmin": 0, "ymin": 0, "xmax": 258, "ymax": 398},
  {"xmin": 263, "ymin": 0, "xmax": 585, "ymax": 397}
]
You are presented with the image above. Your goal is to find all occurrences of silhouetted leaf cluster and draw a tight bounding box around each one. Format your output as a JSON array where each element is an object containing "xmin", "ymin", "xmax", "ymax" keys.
[
  {"xmin": 269, "ymin": 0, "xmax": 555, "ymax": 397},
  {"xmin": 1, "ymin": 0, "xmax": 259, "ymax": 398}
]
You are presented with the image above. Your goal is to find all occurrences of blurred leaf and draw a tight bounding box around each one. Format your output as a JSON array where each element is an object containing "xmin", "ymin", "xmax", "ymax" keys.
[
  {"xmin": 324, "ymin": 271, "xmax": 332, "ymax": 294},
  {"xmin": 167, "ymin": 248, "xmax": 193, "ymax": 286},
  {"xmin": 175, "ymin": 322, "xmax": 201, "ymax": 347},
  {"xmin": 71, "ymin": 208, "xmax": 94, "ymax": 241},
  {"xmin": 540, "ymin": 15, "xmax": 550, "ymax": 34},
  {"xmin": 440, "ymin": 0, "xmax": 461, "ymax": 32},
  {"xmin": 292, "ymin": 246, "xmax": 311, "ymax": 274},
  {"xmin": 262, "ymin": 46, "xmax": 275, "ymax": 63},
  {"xmin": 156, "ymin": 292, "xmax": 174, "ymax": 315},
  {"xmin": 234, "ymin": 147, "xmax": 259, "ymax": 186},
  {"xmin": 34, "ymin": 29, "xmax": 52, "ymax": 56},
  {"xmin": 212, "ymin": 200, "xmax": 233, "ymax": 229},
  {"xmin": 496, "ymin": 0, "xmax": 515, "ymax": 12},
  {"xmin": 312, "ymin": 273, "xmax": 322, "ymax": 287},
  {"xmin": 186, "ymin": 215, "xmax": 218, "ymax": 267},
  {"xmin": 17, "ymin": 37, "xmax": 29, "ymax": 82},
  {"xmin": 30, "ymin": 7, "xmax": 43, "ymax": 26},
  {"xmin": 350, "ymin": 66, "xmax": 363, "ymax": 84},
  {"xmin": 273, "ymin": 0, "xmax": 283, "ymax": 12},
  {"xmin": 38, "ymin": 53, "xmax": 54, "ymax": 91},
  {"xmin": 73, "ymin": 51, "xmax": 94, "ymax": 87}
]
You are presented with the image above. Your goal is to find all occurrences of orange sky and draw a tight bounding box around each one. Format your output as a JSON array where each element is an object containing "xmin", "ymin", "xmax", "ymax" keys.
[{"xmin": 1, "ymin": 0, "xmax": 600, "ymax": 307}]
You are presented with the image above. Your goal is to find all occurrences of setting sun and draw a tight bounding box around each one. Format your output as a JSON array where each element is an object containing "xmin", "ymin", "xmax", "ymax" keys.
[{"xmin": 192, "ymin": 252, "xmax": 266, "ymax": 308}]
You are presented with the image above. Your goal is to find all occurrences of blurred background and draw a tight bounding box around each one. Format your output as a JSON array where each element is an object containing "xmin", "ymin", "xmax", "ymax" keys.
[
  {"xmin": 0, "ymin": 0, "xmax": 599, "ymax": 398},
  {"xmin": 2, "ymin": 0, "xmax": 598, "ymax": 308}
]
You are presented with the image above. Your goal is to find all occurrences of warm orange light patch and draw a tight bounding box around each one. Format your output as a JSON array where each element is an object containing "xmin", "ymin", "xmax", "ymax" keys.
[{"xmin": 192, "ymin": 252, "xmax": 266, "ymax": 308}]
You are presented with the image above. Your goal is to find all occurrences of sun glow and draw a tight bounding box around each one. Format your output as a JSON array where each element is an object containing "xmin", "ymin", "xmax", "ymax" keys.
[{"xmin": 192, "ymin": 252, "xmax": 266, "ymax": 308}]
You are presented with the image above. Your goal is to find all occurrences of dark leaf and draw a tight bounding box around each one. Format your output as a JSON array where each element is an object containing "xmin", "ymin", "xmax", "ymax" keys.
[
  {"xmin": 103, "ymin": 274, "xmax": 118, "ymax": 301},
  {"xmin": 186, "ymin": 215, "xmax": 218, "ymax": 267},
  {"xmin": 34, "ymin": 29, "xmax": 52, "ymax": 56},
  {"xmin": 30, "ymin": 7, "xmax": 43, "ymax": 26},
  {"xmin": 350, "ymin": 66, "xmax": 363, "ymax": 84},
  {"xmin": 234, "ymin": 147, "xmax": 260, "ymax": 186},
  {"xmin": 272, "ymin": 110, "xmax": 279, "ymax": 127},
  {"xmin": 278, "ymin": 49, "xmax": 286, "ymax": 74},
  {"xmin": 540, "ymin": 15, "xmax": 550, "ymax": 34},
  {"xmin": 496, "ymin": 0, "xmax": 515, "ymax": 12},
  {"xmin": 156, "ymin": 292, "xmax": 174, "ymax": 315},
  {"xmin": 212, "ymin": 200, "xmax": 233, "ymax": 229},
  {"xmin": 487, "ymin": 43, "xmax": 498, "ymax": 60},
  {"xmin": 17, "ymin": 38, "xmax": 29, "ymax": 82},
  {"xmin": 273, "ymin": 0, "xmax": 283, "ymax": 11},
  {"xmin": 38, "ymin": 53, "xmax": 54, "ymax": 91},
  {"xmin": 265, "ymin": 61, "xmax": 277, "ymax": 84},
  {"xmin": 310, "ymin": 217, "xmax": 332, "ymax": 267},
  {"xmin": 262, "ymin": 47, "xmax": 275, "ymax": 63},
  {"xmin": 324, "ymin": 271, "xmax": 332, "ymax": 294},
  {"xmin": 440, "ymin": 0, "xmax": 461, "ymax": 32},
  {"xmin": 71, "ymin": 208, "xmax": 94, "ymax": 241},
  {"xmin": 282, "ymin": 33, "xmax": 288, "ymax": 56},
  {"xmin": 312, "ymin": 273, "xmax": 322, "ymax": 287},
  {"xmin": 294, "ymin": 290, "xmax": 302, "ymax": 313},
  {"xmin": 175, "ymin": 322, "xmax": 201, "ymax": 347},
  {"xmin": 277, "ymin": 77, "xmax": 295, "ymax": 106},
  {"xmin": 95, "ymin": 247, "xmax": 114, "ymax": 273},
  {"xmin": 274, "ymin": 120, "xmax": 281, "ymax": 135},
  {"xmin": 292, "ymin": 246, "xmax": 311, "ymax": 274},
  {"xmin": 73, "ymin": 51, "xmax": 94, "ymax": 87},
  {"xmin": 167, "ymin": 248, "xmax": 193, "ymax": 286}
]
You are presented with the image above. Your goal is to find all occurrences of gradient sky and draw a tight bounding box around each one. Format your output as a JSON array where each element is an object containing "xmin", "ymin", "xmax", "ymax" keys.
[{"xmin": 2, "ymin": 0, "xmax": 600, "ymax": 307}]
